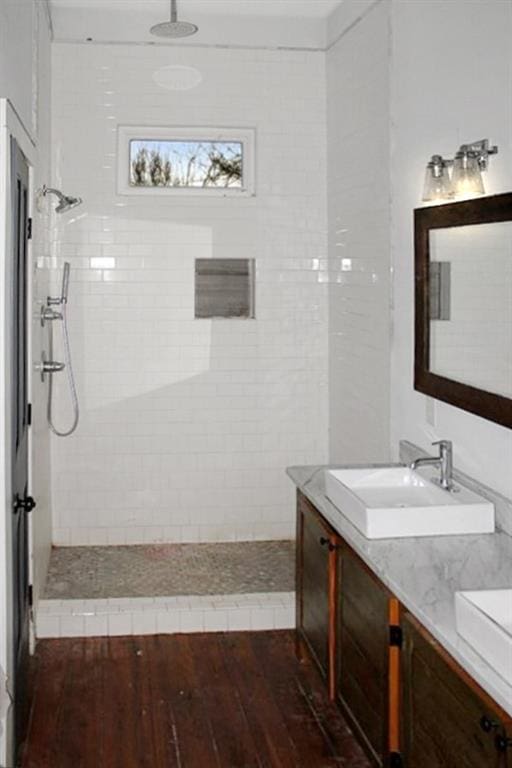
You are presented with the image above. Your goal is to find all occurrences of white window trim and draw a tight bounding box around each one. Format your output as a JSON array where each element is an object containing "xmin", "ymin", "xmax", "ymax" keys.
[{"xmin": 117, "ymin": 125, "xmax": 256, "ymax": 197}]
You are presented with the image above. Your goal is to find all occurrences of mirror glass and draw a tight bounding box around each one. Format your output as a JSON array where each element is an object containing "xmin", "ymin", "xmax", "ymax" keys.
[{"xmin": 429, "ymin": 222, "xmax": 512, "ymax": 398}]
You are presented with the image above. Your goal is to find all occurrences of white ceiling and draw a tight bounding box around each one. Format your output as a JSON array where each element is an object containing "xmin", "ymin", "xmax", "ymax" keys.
[
  {"xmin": 49, "ymin": 1, "xmax": 342, "ymax": 19},
  {"xmin": 48, "ymin": 0, "xmax": 344, "ymax": 48}
]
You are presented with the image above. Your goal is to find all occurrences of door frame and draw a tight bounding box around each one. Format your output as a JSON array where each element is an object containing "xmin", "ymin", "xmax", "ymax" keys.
[{"xmin": 0, "ymin": 98, "xmax": 36, "ymax": 766}]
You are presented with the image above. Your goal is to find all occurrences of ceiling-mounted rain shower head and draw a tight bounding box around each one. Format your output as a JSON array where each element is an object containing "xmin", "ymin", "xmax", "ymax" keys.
[
  {"xmin": 150, "ymin": 0, "xmax": 198, "ymax": 38},
  {"xmin": 41, "ymin": 186, "xmax": 83, "ymax": 214}
]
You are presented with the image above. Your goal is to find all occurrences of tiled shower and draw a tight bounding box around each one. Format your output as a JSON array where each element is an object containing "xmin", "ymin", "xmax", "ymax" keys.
[
  {"xmin": 37, "ymin": 43, "xmax": 328, "ymax": 636},
  {"xmin": 49, "ymin": 44, "xmax": 328, "ymax": 547}
]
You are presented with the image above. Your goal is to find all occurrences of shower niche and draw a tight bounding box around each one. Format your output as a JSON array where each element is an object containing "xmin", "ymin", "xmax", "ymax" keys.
[{"xmin": 195, "ymin": 258, "xmax": 256, "ymax": 319}]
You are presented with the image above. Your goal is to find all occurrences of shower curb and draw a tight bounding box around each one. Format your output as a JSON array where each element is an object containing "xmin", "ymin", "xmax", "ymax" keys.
[{"xmin": 35, "ymin": 591, "xmax": 295, "ymax": 638}]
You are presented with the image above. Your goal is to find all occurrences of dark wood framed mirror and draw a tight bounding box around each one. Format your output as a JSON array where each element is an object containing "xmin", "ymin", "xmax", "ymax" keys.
[{"xmin": 415, "ymin": 192, "xmax": 512, "ymax": 429}]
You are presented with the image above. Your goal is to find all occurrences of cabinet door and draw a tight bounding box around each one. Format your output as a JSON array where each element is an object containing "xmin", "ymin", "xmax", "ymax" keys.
[
  {"xmin": 296, "ymin": 492, "xmax": 339, "ymax": 694},
  {"xmin": 337, "ymin": 547, "xmax": 391, "ymax": 766},
  {"xmin": 402, "ymin": 613, "xmax": 510, "ymax": 768}
]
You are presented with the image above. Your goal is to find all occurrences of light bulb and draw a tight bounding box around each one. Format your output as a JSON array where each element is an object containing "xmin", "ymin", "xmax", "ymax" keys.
[
  {"xmin": 422, "ymin": 155, "xmax": 454, "ymax": 203},
  {"xmin": 452, "ymin": 149, "xmax": 485, "ymax": 198}
]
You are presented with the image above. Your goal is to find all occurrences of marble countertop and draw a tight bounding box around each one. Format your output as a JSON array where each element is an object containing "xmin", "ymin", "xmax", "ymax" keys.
[{"xmin": 287, "ymin": 452, "xmax": 512, "ymax": 718}]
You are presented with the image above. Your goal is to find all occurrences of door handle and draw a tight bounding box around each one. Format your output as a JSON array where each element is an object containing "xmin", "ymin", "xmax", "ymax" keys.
[{"xmin": 14, "ymin": 495, "xmax": 36, "ymax": 514}]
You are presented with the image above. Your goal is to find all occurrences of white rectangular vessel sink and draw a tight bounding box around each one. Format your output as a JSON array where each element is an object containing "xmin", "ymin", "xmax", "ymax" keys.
[
  {"xmin": 455, "ymin": 590, "xmax": 512, "ymax": 686},
  {"xmin": 325, "ymin": 467, "xmax": 494, "ymax": 539}
]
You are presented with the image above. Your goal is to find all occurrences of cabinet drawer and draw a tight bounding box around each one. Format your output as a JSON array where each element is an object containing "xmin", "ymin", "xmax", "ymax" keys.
[{"xmin": 403, "ymin": 614, "xmax": 510, "ymax": 768}]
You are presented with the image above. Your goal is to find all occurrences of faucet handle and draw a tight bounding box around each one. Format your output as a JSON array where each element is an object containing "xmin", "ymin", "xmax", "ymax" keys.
[{"xmin": 432, "ymin": 439, "xmax": 452, "ymax": 449}]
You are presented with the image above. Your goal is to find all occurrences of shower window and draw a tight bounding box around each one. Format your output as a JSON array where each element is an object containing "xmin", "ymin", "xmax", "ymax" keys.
[
  {"xmin": 117, "ymin": 126, "xmax": 255, "ymax": 196},
  {"xmin": 195, "ymin": 259, "xmax": 255, "ymax": 319}
]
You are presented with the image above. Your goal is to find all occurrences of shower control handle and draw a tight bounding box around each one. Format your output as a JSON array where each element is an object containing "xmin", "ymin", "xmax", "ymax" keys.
[
  {"xmin": 40, "ymin": 306, "xmax": 63, "ymax": 326},
  {"xmin": 44, "ymin": 361, "xmax": 66, "ymax": 373},
  {"xmin": 35, "ymin": 353, "xmax": 66, "ymax": 382}
]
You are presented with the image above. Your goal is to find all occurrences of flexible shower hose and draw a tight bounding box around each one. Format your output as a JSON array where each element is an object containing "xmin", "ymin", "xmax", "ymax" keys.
[{"xmin": 47, "ymin": 302, "xmax": 80, "ymax": 436}]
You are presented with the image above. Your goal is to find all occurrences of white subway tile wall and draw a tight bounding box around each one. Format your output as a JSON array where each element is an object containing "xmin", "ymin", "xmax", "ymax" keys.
[
  {"xmin": 50, "ymin": 44, "xmax": 328, "ymax": 545},
  {"xmin": 327, "ymin": 0, "xmax": 392, "ymax": 464}
]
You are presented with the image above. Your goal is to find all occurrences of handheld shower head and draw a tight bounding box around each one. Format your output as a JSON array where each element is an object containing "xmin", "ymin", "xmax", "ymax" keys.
[
  {"xmin": 41, "ymin": 186, "xmax": 83, "ymax": 214},
  {"xmin": 150, "ymin": 0, "xmax": 198, "ymax": 38},
  {"xmin": 61, "ymin": 262, "xmax": 71, "ymax": 304}
]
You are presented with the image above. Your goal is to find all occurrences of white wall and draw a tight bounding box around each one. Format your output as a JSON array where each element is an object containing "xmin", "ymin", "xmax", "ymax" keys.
[
  {"xmin": 50, "ymin": 43, "xmax": 328, "ymax": 545},
  {"xmin": 326, "ymin": 0, "xmax": 382, "ymax": 47},
  {"xmin": 326, "ymin": 0, "xmax": 512, "ymax": 498},
  {"xmin": 327, "ymin": 0, "xmax": 392, "ymax": 463},
  {"xmin": 0, "ymin": 0, "xmax": 36, "ymax": 139},
  {"xmin": 0, "ymin": 1, "xmax": 53, "ymax": 761},
  {"xmin": 390, "ymin": 0, "xmax": 512, "ymax": 499},
  {"xmin": 0, "ymin": 2, "xmax": 53, "ymax": 608},
  {"xmin": 42, "ymin": 0, "xmax": 512, "ymax": 555},
  {"xmin": 31, "ymin": 2, "xmax": 54, "ymax": 604}
]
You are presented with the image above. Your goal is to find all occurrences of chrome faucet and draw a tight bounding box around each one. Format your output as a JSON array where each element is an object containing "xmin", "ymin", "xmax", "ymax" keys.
[{"xmin": 410, "ymin": 440, "xmax": 453, "ymax": 490}]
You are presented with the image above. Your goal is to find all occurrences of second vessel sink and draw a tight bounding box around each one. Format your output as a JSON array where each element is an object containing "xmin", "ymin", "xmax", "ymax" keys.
[
  {"xmin": 325, "ymin": 466, "xmax": 495, "ymax": 539},
  {"xmin": 455, "ymin": 590, "xmax": 512, "ymax": 686}
]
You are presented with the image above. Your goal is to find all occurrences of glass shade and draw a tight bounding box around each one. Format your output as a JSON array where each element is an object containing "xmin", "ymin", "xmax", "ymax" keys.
[
  {"xmin": 452, "ymin": 152, "xmax": 485, "ymax": 198},
  {"xmin": 422, "ymin": 156, "xmax": 454, "ymax": 202}
]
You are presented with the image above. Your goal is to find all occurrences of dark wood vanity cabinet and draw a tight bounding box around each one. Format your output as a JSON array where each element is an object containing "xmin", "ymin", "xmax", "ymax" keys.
[
  {"xmin": 296, "ymin": 492, "xmax": 339, "ymax": 696},
  {"xmin": 296, "ymin": 492, "xmax": 400, "ymax": 764},
  {"xmin": 337, "ymin": 547, "xmax": 399, "ymax": 765},
  {"xmin": 402, "ymin": 614, "xmax": 512, "ymax": 768},
  {"xmin": 295, "ymin": 491, "xmax": 512, "ymax": 768}
]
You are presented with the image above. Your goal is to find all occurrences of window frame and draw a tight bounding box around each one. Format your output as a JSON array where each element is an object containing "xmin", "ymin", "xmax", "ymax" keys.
[{"xmin": 117, "ymin": 125, "xmax": 256, "ymax": 197}]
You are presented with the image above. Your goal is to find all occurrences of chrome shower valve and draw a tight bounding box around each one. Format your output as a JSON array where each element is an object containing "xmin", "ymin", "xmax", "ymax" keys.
[
  {"xmin": 40, "ymin": 306, "xmax": 63, "ymax": 326},
  {"xmin": 35, "ymin": 352, "xmax": 65, "ymax": 382}
]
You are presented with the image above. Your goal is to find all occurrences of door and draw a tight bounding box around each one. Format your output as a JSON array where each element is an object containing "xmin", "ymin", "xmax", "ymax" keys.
[
  {"xmin": 336, "ymin": 547, "xmax": 393, "ymax": 766},
  {"xmin": 296, "ymin": 492, "xmax": 339, "ymax": 698},
  {"xmin": 10, "ymin": 137, "xmax": 34, "ymax": 757}
]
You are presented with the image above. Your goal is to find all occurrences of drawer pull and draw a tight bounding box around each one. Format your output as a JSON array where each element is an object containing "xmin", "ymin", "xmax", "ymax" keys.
[
  {"xmin": 480, "ymin": 715, "xmax": 499, "ymax": 733},
  {"xmin": 319, "ymin": 537, "xmax": 340, "ymax": 552},
  {"xmin": 495, "ymin": 734, "xmax": 512, "ymax": 753}
]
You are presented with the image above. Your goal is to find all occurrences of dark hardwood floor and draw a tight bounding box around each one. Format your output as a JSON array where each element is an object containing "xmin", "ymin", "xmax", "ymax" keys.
[{"xmin": 22, "ymin": 630, "xmax": 371, "ymax": 768}]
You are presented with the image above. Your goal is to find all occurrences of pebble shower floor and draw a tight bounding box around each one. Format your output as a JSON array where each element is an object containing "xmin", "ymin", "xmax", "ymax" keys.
[{"xmin": 37, "ymin": 541, "xmax": 295, "ymax": 639}]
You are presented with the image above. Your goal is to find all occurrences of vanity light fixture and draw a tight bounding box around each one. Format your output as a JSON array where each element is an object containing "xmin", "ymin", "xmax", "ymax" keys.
[
  {"xmin": 422, "ymin": 155, "xmax": 454, "ymax": 203},
  {"xmin": 422, "ymin": 139, "xmax": 498, "ymax": 202}
]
